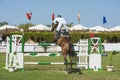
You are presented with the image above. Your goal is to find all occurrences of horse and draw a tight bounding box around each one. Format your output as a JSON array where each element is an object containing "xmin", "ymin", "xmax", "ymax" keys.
[{"xmin": 51, "ymin": 23, "xmax": 77, "ymax": 74}]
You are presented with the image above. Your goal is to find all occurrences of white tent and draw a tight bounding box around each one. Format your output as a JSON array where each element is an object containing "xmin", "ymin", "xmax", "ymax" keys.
[
  {"xmin": 110, "ymin": 26, "xmax": 120, "ymax": 31},
  {"xmin": 29, "ymin": 24, "xmax": 51, "ymax": 31},
  {"xmin": 0, "ymin": 25, "xmax": 19, "ymax": 32},
  {"xmin": 70, "ymin": 24, "xmax": 88, "ymax": 30},
  {"xmin": 0, "ymin": 25, "xmax": 19, "ymax": 30},
  {"xmin": 90, "ymin": 26, "xmax": 109, "ymax": 31}
]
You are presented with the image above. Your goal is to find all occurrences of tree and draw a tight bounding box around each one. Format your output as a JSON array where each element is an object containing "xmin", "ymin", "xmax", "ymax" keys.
[
  {"xmin": 66, "ymin": 22, "xmax": 74, "ymax": 27},
  {"xmin": 18, "ymin": 23, "xmax": 34, "ymax": 32},
  {"xmin": 0, "ymin": 21, "xmax": 8, "ymax": 27},
  {"xmin": 46, "ymin": 24, "xmax": 51, "ymax": 27}
]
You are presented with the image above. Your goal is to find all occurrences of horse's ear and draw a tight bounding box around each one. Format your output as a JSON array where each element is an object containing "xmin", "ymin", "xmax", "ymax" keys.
[{"xmin": 52, "ymin": 23, "xmax": 54, "ymax": 26}]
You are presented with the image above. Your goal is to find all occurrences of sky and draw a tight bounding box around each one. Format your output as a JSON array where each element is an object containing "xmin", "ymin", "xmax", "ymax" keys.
[{"xmin": 0, "ymin": 0, "xmax": 120, "ymax": 28}]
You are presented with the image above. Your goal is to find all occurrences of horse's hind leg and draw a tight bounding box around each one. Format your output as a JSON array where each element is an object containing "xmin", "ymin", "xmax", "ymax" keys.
[
  {"xmin": 62, "ymin": 54, "xmax": 69, "ymax": 74},
  {"xmin": 69, "ymin": 44, "xmax": 74, "ymax": 73},
  {"xmin": 69, "ymin": 55, "xmax": 73, "ymax": 73}
]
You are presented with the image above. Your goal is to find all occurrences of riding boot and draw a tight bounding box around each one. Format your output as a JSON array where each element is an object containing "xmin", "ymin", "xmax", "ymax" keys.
[{"xmin": 66, "ymin": 32, "xmax": 71, "ymax": 39}]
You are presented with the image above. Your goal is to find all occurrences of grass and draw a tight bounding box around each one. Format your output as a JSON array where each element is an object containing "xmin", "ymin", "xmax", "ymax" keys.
[{"xmin": 0, "ymin": 52, "xmax": 120, "ymax": 80}]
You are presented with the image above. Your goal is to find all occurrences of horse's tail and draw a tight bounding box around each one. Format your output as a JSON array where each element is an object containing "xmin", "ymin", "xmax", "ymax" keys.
[{"xmin": 69, "ymin": 43, "xmax": 77, "ymax": 60}]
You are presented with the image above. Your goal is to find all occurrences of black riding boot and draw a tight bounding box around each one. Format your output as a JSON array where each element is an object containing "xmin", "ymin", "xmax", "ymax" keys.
[{"xmin": 65, "ymin": 32, "xmax": 71, "ymax": 39}]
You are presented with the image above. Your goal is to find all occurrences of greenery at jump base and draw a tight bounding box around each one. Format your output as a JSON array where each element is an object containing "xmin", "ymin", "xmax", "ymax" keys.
[
  {"xmin": 3, "ymin": 31, "xmax": 120, "ymax": 43},
  {"xmin": 0, "ymin": 52, "xmax": 120, "ymax": 80}
]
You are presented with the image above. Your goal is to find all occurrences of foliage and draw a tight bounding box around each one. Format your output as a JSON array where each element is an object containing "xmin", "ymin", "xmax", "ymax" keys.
[
  {"xmin": 46, "ymin": 24, "xmax": 51, "ymax": 27},
  {"xmin": 2, "ymin": 31, "xmax": 120, "ymax": 43},
  {"xmin": 0, "ymin": 21, "xmax": 8, "ymax": 27},
  {"xmin": 18, "ymin": 23, "xmax": 34, "ymax": 32},
  {"xmin": 109, "ymin": 50, "xmax": 119, "ymax": 66},
  {"xmin": 66, "ymin": 22, "xmax": 74, "ymax": 27},
  {"xmin": 40, "ymin": 41, "xmax": 50, "ymax": 53}
]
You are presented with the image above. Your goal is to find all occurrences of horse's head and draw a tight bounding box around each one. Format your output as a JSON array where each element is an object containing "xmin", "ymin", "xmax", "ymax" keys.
[{"xmin": 51, "ymin": 22, "xmax": 58, "ymax": 31}]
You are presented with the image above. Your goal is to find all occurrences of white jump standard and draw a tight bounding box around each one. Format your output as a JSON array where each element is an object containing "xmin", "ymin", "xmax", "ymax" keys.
[{"xmin": 5, "ymin": 35, "xmax": 24, "ymax": 72}]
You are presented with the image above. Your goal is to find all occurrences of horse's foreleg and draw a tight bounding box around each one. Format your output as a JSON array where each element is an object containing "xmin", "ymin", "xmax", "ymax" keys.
[{"xmin": 69, "ymin": 55, "xmax": 73, "ymax": 73}]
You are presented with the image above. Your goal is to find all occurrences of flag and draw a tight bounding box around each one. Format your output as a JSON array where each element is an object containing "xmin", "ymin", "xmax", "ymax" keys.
[
  {"xmin": 26, "ymin": 12, "xmax": 32, "ymax": 20},
  {"xmin": 52, "ymin": 13, "xmax": 54, "ymax": 21},
  {"xmin": 103, "ymin": 16, "xmax": 107, "ymax": 24},
  {"xmin": 77, "ymin": 12, "xmax": 80, "ymax": 24},
  {"xmin": 77, "ymin": 12, "xmax": 80, "ymax": 21}
]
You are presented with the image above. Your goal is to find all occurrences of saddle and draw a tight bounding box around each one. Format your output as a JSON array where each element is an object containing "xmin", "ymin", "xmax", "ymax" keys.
[
  {"xmin": 57, "ymin": 29, "xmax": 70, "ymax": 39},
  {"xmin": 60, "ymin": 29, "xmax": 70, "ymax": 37}
]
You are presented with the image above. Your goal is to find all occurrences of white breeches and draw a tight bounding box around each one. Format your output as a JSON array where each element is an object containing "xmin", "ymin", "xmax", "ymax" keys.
[{"xmin": 56, "ymin": 21, "xmax": 68, "ymax": 32}]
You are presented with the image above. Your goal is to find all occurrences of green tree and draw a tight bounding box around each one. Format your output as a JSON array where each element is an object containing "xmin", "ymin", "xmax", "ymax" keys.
[
  {"xmin": 46, "ymin": 24, "xmax": 51, "ymax": 27},
  {"xmin": 66, "ymin": 22, "xmax": 74, "ymax": 27},
  {"xmin": 18, "ymin": 23, "xmax": 34, "ymax": 32},
  {"xmin": 0, "ymin": 21, "xmax": 8, "ymax": 27}
]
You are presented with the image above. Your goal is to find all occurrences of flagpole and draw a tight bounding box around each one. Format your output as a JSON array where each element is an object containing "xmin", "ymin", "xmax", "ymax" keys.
[
  {"xmin": 77, "ymin": 12, "xmax": 80, "ymax": 52},
  {"xmin": 30, "ymin": 12, "xmax": 32, "ymax": 24},
  {"xmin": 103, "ymin": 16, "xmax": 107, "ymax": 29},
  {"xmin": 78, "ymin": 19, "xmax": 80, "ymax": 24},
  {"xmin": 103, "ymin": 16, "xmax": 107, "ymax": 44},
  {"xmin": 51, "ymin": 12, "xmax": 55, "ymax": 39},
  {"xmin": 29, "ymin": 19, "xmax": 31, "ymax": 24}
]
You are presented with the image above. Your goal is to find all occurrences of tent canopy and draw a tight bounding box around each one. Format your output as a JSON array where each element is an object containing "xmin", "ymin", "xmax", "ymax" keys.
[
  {"xmin": 0, "ymin": 25, "xmax": 19, "ymax": 30},
  {"xmin": 70, "ymin": 24, "xmax": 88, "ymax": 30},
  {"xmin": 29, "ymin": 24, "xmax": 51, "ymax": 31},
  {"xmin": 0, "ymin": 25, "xmax": 19, "ymax": 33},
  {"xmin": 90, "ymin": 26, "xmax": 109, "ymax": 31},
  {"xmin": 110, "ymin": 26, "xmax": 120, "ymax": 31}
]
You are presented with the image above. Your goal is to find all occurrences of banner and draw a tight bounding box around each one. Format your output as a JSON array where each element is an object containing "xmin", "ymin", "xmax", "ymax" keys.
[
  {"xmin": 103, "ymin": 16, "xmax": 107, "ymax": 24},
  {"xmin": 77, "ymin": 12, "xmax": 80, "ymax": 24},
  {"xmin": 26, "ymin": 12, "xmax": 32, "ymax": 20},
  {"xmin": 77, "ymin": 12, "xmax": 80, "ymax": 21},
  {"xmin": 52, "ymin": 13, "xmax": 54, "ymax": 21}
]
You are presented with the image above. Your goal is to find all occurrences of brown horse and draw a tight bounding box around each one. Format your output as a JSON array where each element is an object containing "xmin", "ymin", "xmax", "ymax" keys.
[{"xmin": 51, "ymin": 23, "xmax": 76, "ymax": 74}]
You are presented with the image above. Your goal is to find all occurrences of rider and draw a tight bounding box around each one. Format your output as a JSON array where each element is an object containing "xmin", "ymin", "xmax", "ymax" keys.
[{"xmin": 53, "ymin": 15, "xmax": 70, "ymax": 43}]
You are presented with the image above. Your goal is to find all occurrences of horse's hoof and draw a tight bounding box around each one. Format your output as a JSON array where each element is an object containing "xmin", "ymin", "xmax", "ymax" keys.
[
  {"xmin": 65, "ymin": 70, "xmax": 70, "ymax": 74},
  {"xmin": 69, "ymin": 69, "xmax": 73, "ymax": 73},
  {"xmin": 65, "ymin": 70, "xmax": 73, "ymax": 74},
  {"xmin": 65, "ymin": 71, "xmax": 69, "ymax": 74}
]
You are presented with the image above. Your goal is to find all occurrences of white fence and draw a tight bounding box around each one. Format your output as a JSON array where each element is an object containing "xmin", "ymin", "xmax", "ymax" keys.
[
  {"xmin": 0, "ymin": 43, "xmax": 120, "ymax": 53},
  {"xmin": 102, "ymin": 43, "xmax": 120, "ymax": 51}
]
